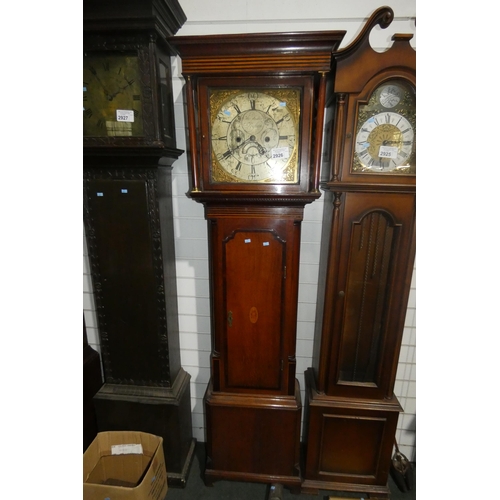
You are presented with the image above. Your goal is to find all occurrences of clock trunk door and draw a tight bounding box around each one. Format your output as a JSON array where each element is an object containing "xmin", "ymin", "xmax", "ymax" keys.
[
  {"xmin": 86, "ymin": 178, "xmax": 166, "ymax": 385},
  {"xmin": 326, "ymin": 191, "xmax": 415, "ymax": 399},
  {"xmin": 223, "ymin": 229, "xmax": 285, "ymax": 391}
]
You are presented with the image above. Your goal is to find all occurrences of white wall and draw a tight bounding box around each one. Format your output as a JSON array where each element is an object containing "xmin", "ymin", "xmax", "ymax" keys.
[{"xmin": 83, "ymin": 0, "xmax": 416, "ymax": 463}]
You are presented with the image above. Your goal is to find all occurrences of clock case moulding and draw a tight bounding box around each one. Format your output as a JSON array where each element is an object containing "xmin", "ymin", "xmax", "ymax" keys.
[
  {"xmin": 169, "ymin": 29, "xmax": 348, "ymax": 205},
  {"xmin": 302, "ymin": 7, "xmax": 416, "ymax": 500},
  {"xmin": 169, "ymin": 29, "xmax": 346, "ymax": 492},
  {"xmin": 83, "ymin": 0, "xmax": 197, "ymax": 487}
]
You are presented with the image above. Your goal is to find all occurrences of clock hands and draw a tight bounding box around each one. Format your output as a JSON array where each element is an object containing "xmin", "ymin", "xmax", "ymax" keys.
[
  {"xmin": 107, "ymin": 87, "xmax": 125, "ymax": 101},
  {"xmin": 89, "ymin": 68, "xmax": 135, "ymax": 101},
  {"xmin": 89, "ymin": 68, "xmax": 112, "ymax": 99},
  {"xmin": 107, "ymin": 78, "xmax": 136, "ymax": 101}
]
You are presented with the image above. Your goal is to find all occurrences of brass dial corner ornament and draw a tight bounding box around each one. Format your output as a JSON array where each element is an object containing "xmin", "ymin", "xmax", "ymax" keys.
[
  {"xmin": 209, "ymin": 88, "xmax": 301, "ymax": 184},
  {"xmin": 83, "ymin": 53, "xmax": 144, "ymax": 138},
  {"xmin": 353, "ymin": 81, "xmax": 416, "ymax": 175}
]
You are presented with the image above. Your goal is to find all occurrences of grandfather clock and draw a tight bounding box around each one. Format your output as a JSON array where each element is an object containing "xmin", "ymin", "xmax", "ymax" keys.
[
  {"xmin": 83, "ymin": 0, "xmax": 196, "ymax": 486},
  {"xmin": 169, "ymin": 31, "xmax": 345, "ymax": 491},
  {"xmin": 302, "ymin": 7, "xmax": 416, "ymax": 499},
  {"xmin": 83, "ymin": 315, "xmax": 103, "ymax": 452}
]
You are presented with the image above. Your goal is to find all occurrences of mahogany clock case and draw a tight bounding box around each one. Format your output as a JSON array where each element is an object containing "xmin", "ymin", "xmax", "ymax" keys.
[
  {"xmin": 204, "ymin": 380, "xmax": 303, "ymax": 491},
  {"xmin": 302, "ymin": 368, "xmax": 402, "ymax": 498},
  {"xmin": 169, "ymin": 30, "xmax": 346, "ymax": 490},
  {"xmin": 302, "ymin": 7, "xmax": 416, "ymax": 499},
  {"xmin": 311, "ymin": 190, "xmax": 416, "ymax": 401},
  {"xmin": 201, "ymin": 205, "xmax": 306, "ymax": 490},
  {"xmin": 303, "ymin": 184, "xmax": 415, "ymax": 499},
  {"xmin": 322, "ymin": 16, "xmax": 416, "ymax": 188}
]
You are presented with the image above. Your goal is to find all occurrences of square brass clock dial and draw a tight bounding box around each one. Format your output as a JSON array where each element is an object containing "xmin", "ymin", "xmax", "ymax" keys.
[
  {"xmin": 353, "ymin": 80, "xmax": 415, "ymax": 175},
  {"xmin": 209, "ymin": 88, "xmax": 301, "ymax": 184},
  {"xmin": 83, "ymin": 53, "xmax": 144, "ymax": 138}
]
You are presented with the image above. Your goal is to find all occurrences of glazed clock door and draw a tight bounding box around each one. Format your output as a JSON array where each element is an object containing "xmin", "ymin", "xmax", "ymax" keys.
[
  {"xmin": 209, "ymin": 87, "xmax": 301, "ymax": 184},
  {"xmin": 352, "ymin": 79, "xmax": 415, "ymax": 176},
  {"xmin": 325, "ymin": 191, "xmax": 415, "ymax": 400},
  {"xmin": 194, "ymin": 75, "xmax": 316, "ymax": 196}
]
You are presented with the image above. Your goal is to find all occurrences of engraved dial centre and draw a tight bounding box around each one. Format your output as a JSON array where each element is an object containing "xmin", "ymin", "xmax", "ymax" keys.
[{"xmin": 228, "ymin": 110, "xmax": 280, "ymax": 165}]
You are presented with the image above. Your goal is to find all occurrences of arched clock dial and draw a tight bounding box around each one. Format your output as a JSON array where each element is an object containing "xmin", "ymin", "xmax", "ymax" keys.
[
  {"xmin": 355, "ymin": 111, "xmax": 414, "ymax": 172},
  {"xmin": 352, "ymin": 80, "xmax": 415, "ymax": 175},
  {"xmin": 210, "ymin": 89, "xmax": 300, "ymax": 183}
]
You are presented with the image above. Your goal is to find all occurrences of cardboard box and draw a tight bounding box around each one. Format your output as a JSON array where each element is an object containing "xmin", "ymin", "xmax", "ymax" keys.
[{"xmin": 83, "ymin": 431, "xmax": 168, "ymax": 500}]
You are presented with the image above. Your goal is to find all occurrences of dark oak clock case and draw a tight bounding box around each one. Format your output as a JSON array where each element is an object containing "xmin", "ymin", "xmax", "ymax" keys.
[
  {"xmin": 170, "ymin": 31, "xmax": 345, "ymax": 491},
  {"xmin": 83, "ymin": 0, "xmax": 196, "ymax": 486},
  {"xmin": 302, "ymin": 8, "xmax": 416, "ymax": 499},
  {"xmin": 83, "ymin": 315, "xmax": 103, "ymax": 452}
]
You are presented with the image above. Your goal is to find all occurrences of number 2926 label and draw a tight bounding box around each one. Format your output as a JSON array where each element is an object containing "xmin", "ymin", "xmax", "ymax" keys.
[{"xmin": 271, "ymin": 147, "xmax": 289, "ymax": 160}]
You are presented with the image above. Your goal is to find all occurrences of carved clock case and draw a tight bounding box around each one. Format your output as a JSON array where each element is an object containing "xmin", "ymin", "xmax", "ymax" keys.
[
  {"xmin": 83, "ymin": 0, "xmax": 196, "ymax": 486},
  {"xmin": 301, "ymin": 8, "xmax": 416, "ymax": 499},
  {"xmin": 83, "ymin": 315, "xmax": 103, "ymax": 452},
  {"xmin": 169, "ymin": 31, "xmax": 345, "ymax": 491}
]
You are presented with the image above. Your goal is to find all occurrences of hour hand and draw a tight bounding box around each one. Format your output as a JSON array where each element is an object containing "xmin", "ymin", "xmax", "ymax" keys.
[{"xmin": 107, "ymin": 88, "xmax": 122, "ymax": 100}]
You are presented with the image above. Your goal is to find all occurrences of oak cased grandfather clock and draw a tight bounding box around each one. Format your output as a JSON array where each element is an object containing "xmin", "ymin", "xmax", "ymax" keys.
[
  {"xmin": 83, "ymin": 0, "xmax": 196, "ymax": 486},
  {"xmin": 302, "ymin": 7, "xmax": 416, "ymax": 499},
  {"xmin": 169, "ymin": 30, "xmax": 345, "ymax": 491}
]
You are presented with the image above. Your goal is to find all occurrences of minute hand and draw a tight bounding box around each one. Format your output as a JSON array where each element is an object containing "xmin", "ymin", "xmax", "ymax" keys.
[
  {"xmin": 108, "ymin": 79, "xmax": 135, "ymax": 101},
  {"xmin": 89, "ymin": 69, "xmax": 111, "ymax": 99}
]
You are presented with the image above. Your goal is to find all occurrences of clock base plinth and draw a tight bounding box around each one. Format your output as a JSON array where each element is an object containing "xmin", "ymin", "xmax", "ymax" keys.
[
  {"xmin": 203, "ymin": 379, "xmax": 302, "ymax": 492},
  {"xmin": 93, "ymin": 368, "xmax": 196, "ymax": 487},
  {"xmin": 302, "ymin": 368, "xmax": 401, "ymax": 498}
]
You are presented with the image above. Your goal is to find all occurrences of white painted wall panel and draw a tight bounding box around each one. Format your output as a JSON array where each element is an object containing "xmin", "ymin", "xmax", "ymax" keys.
[{"xmin": 176, "ymin": 0, "xmax": 416, "ymax": 49}]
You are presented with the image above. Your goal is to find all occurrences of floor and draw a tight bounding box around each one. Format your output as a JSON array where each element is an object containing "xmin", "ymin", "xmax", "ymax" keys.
[{"xmin": 166, "ymin": 443, "xmax": 416, "ymax": 500}]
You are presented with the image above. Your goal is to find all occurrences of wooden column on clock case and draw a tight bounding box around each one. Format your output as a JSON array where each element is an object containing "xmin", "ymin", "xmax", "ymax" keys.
[
  {"xmin": 169, "ymin": 31, "xmax": 345, "ymax": 491},
  {"xmin": 302, "ymin": 8, "xmax": 416, "ymax": 500},
  {"xmin": 83, "ymin": 0, "xmax": 196, "ymax": 487}
]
